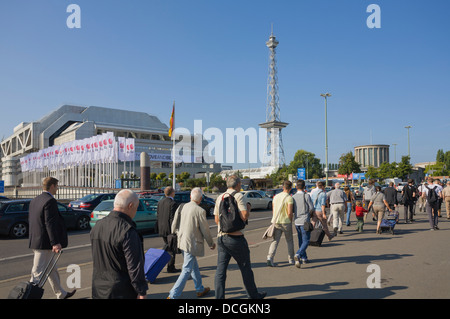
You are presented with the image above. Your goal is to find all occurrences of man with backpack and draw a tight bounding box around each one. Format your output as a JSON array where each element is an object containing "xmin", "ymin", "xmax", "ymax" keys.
[
  {"xmin": 213, "ymin": 175, "xmax": 266, "ymax": 299},
  {"xmin": 422, "ymin": 177, "xmax": 442, "ymax": 230}
]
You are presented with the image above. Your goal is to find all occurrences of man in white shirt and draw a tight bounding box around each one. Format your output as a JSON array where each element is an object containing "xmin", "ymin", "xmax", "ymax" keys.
[{"xmin": 422, "ymin": 177, "xmax": 442, "ymax": 230}]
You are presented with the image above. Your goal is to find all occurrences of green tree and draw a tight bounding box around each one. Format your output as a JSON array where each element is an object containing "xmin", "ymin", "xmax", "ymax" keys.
[
  {"xmin": 287, "ymin": 150, "xmax": 323, "ymax": 180},
  {"xmin": 156, "ymin": 172, "xmax": 166, "ymax": 181},
  {"xmin": 179, "ymin": 171, "xmax": 190, "ymax": 181},
  {"xmin": 378, "ymin": 162, "xmax": 396, "ymax": 179},
  {"xmin": 436, "ymin": 149, "xmax": 445, "ymax": 163},
  {"xmin": 396, "ymin": 156, "xmax": 413, "ymax": 179},
  {"xmin": 338, "ymin": 152, "xmax": 361, "ymax": 177},
  {"xmin": 366, "ymin": 165, "xmax": 379, "ymax": 179}
]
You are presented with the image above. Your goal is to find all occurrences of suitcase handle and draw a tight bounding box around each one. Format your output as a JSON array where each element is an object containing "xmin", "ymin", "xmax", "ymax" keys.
[{"xmin": 38, "ymin": 250, "xmax": 63, "ymax": 288}]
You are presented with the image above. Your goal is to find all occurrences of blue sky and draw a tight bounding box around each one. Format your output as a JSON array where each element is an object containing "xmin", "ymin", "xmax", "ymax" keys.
[{"xmin": 1, "ymin": 0, "xmax": 449, "ymax": 169}]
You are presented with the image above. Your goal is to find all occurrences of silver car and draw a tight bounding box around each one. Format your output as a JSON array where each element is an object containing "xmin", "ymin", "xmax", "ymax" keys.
[{"xmin": 241, "ymin": 190, "xmax": 273, "ymax": 211}]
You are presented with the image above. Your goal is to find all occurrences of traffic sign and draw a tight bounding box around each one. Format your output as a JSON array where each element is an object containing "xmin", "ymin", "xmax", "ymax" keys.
[
  {"xmin": 0, "ymin": 181, "xmax": 4, "ymax": 193},
  {"xmin": 297, "ymin": 168, "xmax": 306, "ymax": 180}
]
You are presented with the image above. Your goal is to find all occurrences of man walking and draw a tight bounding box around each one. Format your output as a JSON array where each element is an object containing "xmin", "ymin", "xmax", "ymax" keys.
[
  {"xmin": 157, "ymin": 186, "xmax": 180, "ymax": 273},
  {"xmin": 266, "ymin": 180, "xmax": 295, "ymax": 267},
  {"xmin": 443, "ymin": 180, "xmax": 450, "ymax": 219},
  {"xmin": 214, "ymin": 175, "xmax": 266, "ymax": 299},
  {"xmin": 327, "ymin": 182, "xmax": 348, "ymax": 235},
  {"xmin": 363, "ymin": 180, "xmax": 376, "ymax": 221},
  {"xmin": 310, "ymin": 181, "xmax": 334, "ymax": 241},
  {"xmin": 383, "ymin": 182, "xmax": 398, "ymax": 211},
  {"xmin": 292, "ymin": 180, "xmax": 314, "ymax": 268},
  {"xmin": 167, "ymin": 188, "xmax": 215, "ymax": 299},
  {"xmin": 402, "ymin": 179, "xmax": 416, "ymax": 223},
  {"xmin": 422, "ymin": 177, "xmax": 442, "ymax": 231},
  {"xmin": 91, "ymin": 189, "xmax": 148, "ymax": 299},
  {"xmin": 417, "ymin": 181, "xmax": 427, "ymax": 213},
  {"xmin": 28, "ymin": 177, "xmax": 76, "ymax": 299}
]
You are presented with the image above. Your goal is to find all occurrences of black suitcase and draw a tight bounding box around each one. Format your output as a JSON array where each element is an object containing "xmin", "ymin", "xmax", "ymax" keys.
[
  {"xmin": 309, "ymin": 221, "xmax": 325, "ymax": 247},
  {"xmin": 8, "ymin": 251, "xmax": 62, "ymax": 299}
]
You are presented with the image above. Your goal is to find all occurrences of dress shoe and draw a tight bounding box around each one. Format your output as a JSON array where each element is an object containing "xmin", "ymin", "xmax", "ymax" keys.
[
  {"xmin": 197, "ymin": 287, "xmax": 210, "ymax": 297},
  {"xmin": 167, "ymin": 268, "xmax": 181, "ymax": 273},
  {"xmin": 64, "ymin": 290, "xmax": 76, "ymax": 299}
]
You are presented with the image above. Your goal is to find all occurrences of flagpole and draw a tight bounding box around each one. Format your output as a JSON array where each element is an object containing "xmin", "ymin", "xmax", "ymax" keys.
[{"xmin": 172, "ymin": 101, "xmax": 176, "ymax": 190}]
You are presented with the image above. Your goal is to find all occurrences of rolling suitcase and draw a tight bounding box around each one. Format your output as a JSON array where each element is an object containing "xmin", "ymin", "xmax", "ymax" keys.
[
  {"xmin": 309, "ymin": 221, "xmax": 325, "ymax": 247},
  {"xmin": 144, "ymin": 248, "xmax": 171, "ymax": 283},
  {"xmin": 380, "ymin": 211, "xmax": 399, "ymax": 234},
  {"xmin": 8, "ymin": 251, "xmax": 63, "ymax": 299}
]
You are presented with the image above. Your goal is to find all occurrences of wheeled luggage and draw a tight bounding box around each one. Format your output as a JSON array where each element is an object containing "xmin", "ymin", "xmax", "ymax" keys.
[
  {"xmin": 380, "ymin": 211, "xmax": 399, "ymax": 234},
  {"xmin": 309, "ymin": 221, "xmax": 325, "ymax": 247},
  {"xmin": 144, "ymin": 248, "xmax": 171, "ymax": 283},
  {"xmin": 8, "ymin": 251, "xmax": 63, "ymax": 299}
]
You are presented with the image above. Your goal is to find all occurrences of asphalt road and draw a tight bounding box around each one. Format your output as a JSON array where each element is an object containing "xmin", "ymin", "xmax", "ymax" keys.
[{"xmin": 1, "ymin": 204, "xmax": 449, "ymax": 300}]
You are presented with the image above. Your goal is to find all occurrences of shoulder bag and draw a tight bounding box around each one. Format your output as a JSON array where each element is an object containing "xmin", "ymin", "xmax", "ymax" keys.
[{"xmin": 262, "ymin": 195, "xmax": 288, "ymax": 240}]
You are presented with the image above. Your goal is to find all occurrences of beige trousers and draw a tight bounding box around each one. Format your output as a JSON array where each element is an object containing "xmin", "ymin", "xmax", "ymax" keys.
[{"xmin": 30, "ymin": 249, "xmax": 67, "ymax": 299}]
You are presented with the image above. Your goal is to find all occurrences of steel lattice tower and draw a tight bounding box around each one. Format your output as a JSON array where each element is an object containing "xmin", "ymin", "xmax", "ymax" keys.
[{"xmin": 259, "ymin": 28, "xmax": 288, "ymax": 168}]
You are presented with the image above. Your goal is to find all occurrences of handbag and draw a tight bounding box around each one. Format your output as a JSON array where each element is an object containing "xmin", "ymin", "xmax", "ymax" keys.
[
  {"xmin": 166, "ymin": 204, "xmax": 186, "ymax": 254},
  {"xmin": 303, "ymin": 220, "xmax": 314, "ymax": 232},
  {"xmin": 166, "ymin": 233, "xmax": 181, "ymax": 254},
  {"xmin": 262, "ymin": 195, "xmax": 287, "ymax": 240},
  {"xmin": 301, "ymin": 192, "xmax": 314, "ymax": 232}
]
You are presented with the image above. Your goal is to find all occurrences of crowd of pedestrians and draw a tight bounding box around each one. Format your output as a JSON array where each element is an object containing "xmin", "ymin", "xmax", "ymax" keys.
[{"xmin": 25, "ymin": 174, "xmax": 447, "ymax": 300}]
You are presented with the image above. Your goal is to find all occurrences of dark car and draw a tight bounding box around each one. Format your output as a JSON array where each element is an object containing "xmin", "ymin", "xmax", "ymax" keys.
[
  {"xmin": 68, "ymin": 193, "xmax": 116, "ymax": 211},
  {"xmin": 0, "ymin": 199, "xmax": 91, "ymax": 239},
  {"xmin": 265, "ymin": 188, "xmax": 283, "ymax": 198},
  {"xmin": 151, "ymin": 191, "xmax": 216, "ymax": 217}
]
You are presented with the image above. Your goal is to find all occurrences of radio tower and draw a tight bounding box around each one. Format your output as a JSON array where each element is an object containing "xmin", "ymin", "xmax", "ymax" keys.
[{"xmin": 259, "ymin": 25, "xmax": 288, "ymax": 168}]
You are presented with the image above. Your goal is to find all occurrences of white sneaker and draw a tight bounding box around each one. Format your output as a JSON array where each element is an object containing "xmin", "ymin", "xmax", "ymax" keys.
[{"xmin": 294, "ymin": 255, "xmax": 301, "ymax": 268}]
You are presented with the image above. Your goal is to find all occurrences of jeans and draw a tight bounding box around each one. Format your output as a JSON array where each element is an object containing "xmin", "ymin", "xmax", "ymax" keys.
[
  {"xmin": 168, "ymin": 251, "xmax": 204, "ymax": 299},
  {"xmin": 295, "ymin": 225, "xmax": 310, "ymax": 260},
  {"xmin": 346, "ymin": 202, "xmax": 352, "ymax": 225},
  {"xmin": 215, "ymin": 235, "xmax": 259, "ymax": 299}
]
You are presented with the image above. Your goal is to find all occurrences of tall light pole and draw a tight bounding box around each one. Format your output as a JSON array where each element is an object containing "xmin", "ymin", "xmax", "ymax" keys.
[
  {"xmin": 321, "ymin": 93, "xmax": 331, "ymax": 187},
  {"xmin": 405, "ymin": 126, "xmax": 412, "ymax": 158},
  {"xmin": 392, "ymin": 143, "xmax": 397, "ymax": 162}
]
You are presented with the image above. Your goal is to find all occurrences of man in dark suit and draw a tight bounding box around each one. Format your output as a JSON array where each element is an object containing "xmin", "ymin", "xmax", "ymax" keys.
[
  {"xmin": 28, "ymin": 177, "xmax": 76, "ymax": 299},
  {"xmin": 157, "ymin": 186, "xmax": 180, "ymax": 273}
]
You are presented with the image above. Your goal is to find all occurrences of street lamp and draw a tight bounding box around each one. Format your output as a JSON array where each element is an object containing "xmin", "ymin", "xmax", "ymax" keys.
[
  {"xmin": 392, "ymin": 143, "xmax": 397, "ymax": 162},
  {"xmin": 320, "ymin": 93, "xmax": 331, "ymax": 187},
  {"xmin": 405, "ymin": 126, "xmax": 412, "ymax": 158}
]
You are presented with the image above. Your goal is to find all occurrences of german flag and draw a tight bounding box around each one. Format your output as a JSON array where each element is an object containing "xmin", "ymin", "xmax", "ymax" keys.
[{"xmin": 168, "ymin": 102, "xmax": 175, "ymax": 138}]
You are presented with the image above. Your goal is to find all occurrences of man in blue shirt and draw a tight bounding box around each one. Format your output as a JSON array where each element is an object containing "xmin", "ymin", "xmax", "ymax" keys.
[{"xmin": 310, "ymin": 181, "xmax": 334, "ymax": 241}]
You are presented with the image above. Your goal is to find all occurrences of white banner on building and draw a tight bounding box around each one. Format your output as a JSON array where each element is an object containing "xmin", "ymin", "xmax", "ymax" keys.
[{"xmin": 20, "ymin": 132, "xmax": 120, "ymax": 172}]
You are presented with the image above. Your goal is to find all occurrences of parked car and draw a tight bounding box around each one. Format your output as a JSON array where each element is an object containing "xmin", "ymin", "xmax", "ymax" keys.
[
  {"xmin": 265, "ymin": 188, "xmax": 282, "ymax": 199},
  {"xmin": 397, "ymin": 182, "xmax": 408, "ymax": 192},
  {"xmin": 0, "ymin": 196, "xmax": 10, "ymax": 201},
  {"xmin": 89, "ymin": 198, "xmax": 158, "ymax": 233},
  {"xmin": 151, "ymin": 191, "xmax": 216, "ymax": 217},
  {"xmin": 351, "ymin": 186, "xmax": 364, "ymax": 198},
  {"xmin": 0, "ymin": 199, "xmax": 91, "ymax": 239},
  {"xmin": 69, "ymin": 193, "xmax": 116, "ymax": 211},
  {"xmin": 56, "ymin": 202, "xmax": 91, "ymax": 231},
  {"xmin": 241, "ymin": 190, "xmax": 273, "ymax": 211},
  {"xmin": 0, "ymin": 200, "xmax": 30, "ymax": 239}
]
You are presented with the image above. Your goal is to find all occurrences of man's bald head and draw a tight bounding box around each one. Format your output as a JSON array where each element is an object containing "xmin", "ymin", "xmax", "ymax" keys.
[{"xmin": 113, "ymin": 189, "xmax": 139, "ymax": 218}]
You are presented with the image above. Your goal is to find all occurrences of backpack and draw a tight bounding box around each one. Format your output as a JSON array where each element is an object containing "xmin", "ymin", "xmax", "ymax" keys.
[
  {"xmin": 426, "ymin": 186, "xmax": 438, "ymax": 204},
  {"xmin": 219, "ymin": 191, "xmax": 246, "ymax": 233}
]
